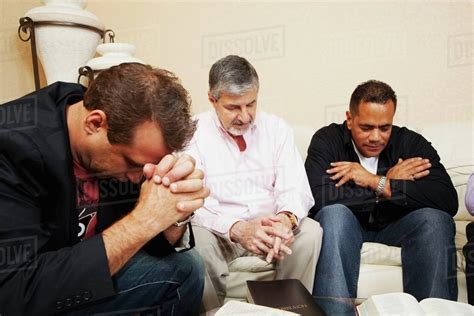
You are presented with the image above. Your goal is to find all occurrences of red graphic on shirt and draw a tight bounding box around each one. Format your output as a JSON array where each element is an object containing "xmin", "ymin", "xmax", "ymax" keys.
[{"xmin": 73, "ymin": 162, "xmax": 99, "ymax": 241}]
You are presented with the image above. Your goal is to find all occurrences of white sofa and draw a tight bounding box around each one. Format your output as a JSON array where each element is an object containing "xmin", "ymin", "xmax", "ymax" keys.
[{"xmin": 224, "ymin": 122, "xmax": 474, "ymax": 303}]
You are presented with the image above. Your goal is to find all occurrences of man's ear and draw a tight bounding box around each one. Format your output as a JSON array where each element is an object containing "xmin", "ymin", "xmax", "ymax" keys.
[
  {"xmin": 208, "ymin": 92, "xmax": 217, "ymax": 108},
  {"xmin": 84, "ymin": 110, "xmax": 107, "ymax": 135},
  {"xmin": 346, "ymin": 110, "xmax": 353, "ymax": 130}
]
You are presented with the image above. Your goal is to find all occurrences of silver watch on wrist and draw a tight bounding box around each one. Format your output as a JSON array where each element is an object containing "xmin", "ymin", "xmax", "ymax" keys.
[
  {"xmin": 375, "ymin": 176, "xmax": 387, "ymax": 199},
  {"xmin": 173, "ymin": 213, "xmax": 195, "ymax": 227}
]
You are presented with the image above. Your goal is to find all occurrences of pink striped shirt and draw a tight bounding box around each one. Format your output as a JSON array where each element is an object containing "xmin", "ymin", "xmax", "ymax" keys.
[{"xmin": 186, "ymin": 110, "xmax": 314, "ymax": 240}]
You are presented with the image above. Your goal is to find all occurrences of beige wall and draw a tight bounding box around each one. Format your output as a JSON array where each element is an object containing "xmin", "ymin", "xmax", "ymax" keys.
[{"xmin": 1, "ymin": 0, "xmax": 472, "ymax": 158}]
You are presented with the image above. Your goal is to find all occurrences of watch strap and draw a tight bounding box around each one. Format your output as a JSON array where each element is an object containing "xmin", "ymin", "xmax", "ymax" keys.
[
  {"xmin": 173, "ymin": 213, "xmax": 195, "ymax": 227},
  {"xmin": 375, "ymin": 176, "xmax": 387, "ymax": 197}
]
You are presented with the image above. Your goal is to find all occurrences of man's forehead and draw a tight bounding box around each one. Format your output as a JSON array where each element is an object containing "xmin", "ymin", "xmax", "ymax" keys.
[{"xmin": 125, "ymin": 121, "xmax": 169, "ymax": 163}]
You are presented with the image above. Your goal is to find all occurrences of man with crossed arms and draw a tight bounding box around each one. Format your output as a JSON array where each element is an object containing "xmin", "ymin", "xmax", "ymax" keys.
[
  {"xmin": 187, "ymin": 55, "xmax": 323, "ymax": 310},
  {"xmin": 305, "ymin": 80, "xmax": 458, "ymax": 302}
]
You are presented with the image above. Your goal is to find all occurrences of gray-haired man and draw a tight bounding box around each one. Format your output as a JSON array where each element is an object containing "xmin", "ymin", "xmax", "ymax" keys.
[{"xmin": 186, "ymin": 55, "xmax": 323, "ymax": 310}]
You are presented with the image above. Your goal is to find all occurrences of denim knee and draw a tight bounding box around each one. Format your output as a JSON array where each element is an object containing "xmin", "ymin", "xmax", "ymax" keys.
[
  {"xmin": 315, "ymin": 204, "xmax": 360, "ymax": 242},
  {"xmin": 171, "ymin": 249, "xmax": 205, "ymax": 315},
  {"xmin": 177, "ymin": 249, "xmax": 205, "ymax": 289},
  {"xmin": 315, "ymin": 204, "xmax": 355, "ymax": 228},
  {"xmin": 409, "ymin": 208, "xmax": 455, "ymax": 243}
]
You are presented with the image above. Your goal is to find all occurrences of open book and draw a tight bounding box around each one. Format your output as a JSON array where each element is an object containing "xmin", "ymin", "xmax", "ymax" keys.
[
  {"xmin": 214, "ymin": 301, "xmax": 298, "ymax": 315},
  {"xmin": 357, "ymin": 292, "xmax": 473, "ymax": 316}
]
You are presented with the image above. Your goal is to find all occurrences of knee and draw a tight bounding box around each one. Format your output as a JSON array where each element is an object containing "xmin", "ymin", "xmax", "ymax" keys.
[
  {"xmin": 411, "ymin": 208, "xmax": 455, "ymax": 242},
  {"xmin": 181, "ymin": 249, "xmax": 205, "ymax": 282},
  {"xmin": 315, "ymin": 204, "xmax": 356, "ymax": 230},
  {"xmin": 172, "ymin": 249, "xmax": 205, "ymax": 300}
]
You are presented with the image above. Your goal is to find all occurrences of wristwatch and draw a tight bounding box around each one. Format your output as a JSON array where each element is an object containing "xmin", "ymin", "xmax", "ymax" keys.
[
  {"xmin": 280, "ymin": 212, "xmax": 298, "ymax": 230},
  {"xmin": 375, "ymin": 176, "xmax": 387, "ymax": 200},
  {"xmin": 173, "ymin": 213, "xmax": 195, "ymax": 227}
]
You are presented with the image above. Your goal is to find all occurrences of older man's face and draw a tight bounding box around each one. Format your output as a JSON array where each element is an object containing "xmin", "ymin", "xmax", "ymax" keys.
[
  {"xmin": 209, "ymin": 88, "xmax": 257, "ymax": 136},
  {"xmin": 346, "ymin": 100, "xmax": 395, "ymax": 158}
]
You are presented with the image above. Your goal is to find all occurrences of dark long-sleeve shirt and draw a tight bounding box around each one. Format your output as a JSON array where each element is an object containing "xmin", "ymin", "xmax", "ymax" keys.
[{"xmin": 304, "ymin": 121, "xmax": 458, "ymax": 230}]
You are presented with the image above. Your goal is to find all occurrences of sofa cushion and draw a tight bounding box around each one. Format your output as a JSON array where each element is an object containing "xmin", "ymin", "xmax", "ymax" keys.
[
  {"xmin": 360, "ymin": 241, "xmax": 466, "ymax": 272},
  {"xmin": 360, "ymin": 242, "xmax": 401, "ymax": 266}
]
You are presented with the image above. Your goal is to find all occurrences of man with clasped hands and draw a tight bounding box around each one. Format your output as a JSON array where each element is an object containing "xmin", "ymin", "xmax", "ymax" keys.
[{"xmin": 0, "ymin": 63, "xmax": 209, "ymax": 315}]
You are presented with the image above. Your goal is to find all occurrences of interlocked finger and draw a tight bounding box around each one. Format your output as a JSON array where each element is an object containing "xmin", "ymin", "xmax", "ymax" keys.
[
  {"xmin": 162, "ymin": 160, "xmax": 195, "ymax": 186},
  {"xmin": 256, "ymin": 228, "xmax": 276, "ymax": 245},
  {"xmin": 154, "ymin": 154, "xmax": 178, "ymax": 179},
  {"xmin": 170, "ymin": 179, "xmax": 204, "ymax": 193},
  {"xmin": 184, "ymin": 168, "xmax": 204, "ymax": 180},
  {"xmin": 177, "ymin": 198, "xmax": 205, "ymax": 213},
  {"xmin": 263, "ymin": 225, "xmax": 291, "ymax": 240},
  {"xmin": 254, "ymin": 239, "xmax": 272, "ymax": 255}
]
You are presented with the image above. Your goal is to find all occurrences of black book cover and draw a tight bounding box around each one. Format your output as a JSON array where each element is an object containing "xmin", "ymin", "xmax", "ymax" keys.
[{"xmin": 246, "ymin": 279, "xmax": 326, "ymax": 316}]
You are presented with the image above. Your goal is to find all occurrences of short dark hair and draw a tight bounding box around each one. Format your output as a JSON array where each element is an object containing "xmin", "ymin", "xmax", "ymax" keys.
[
  {"xmin": 209, "ymin": 55, "xmax": 259, "ymax": 99},
  {"xmin": 83, "ymin": 63, "xmax": 196, "ymax": 152},
  {"xmin": 349, "ymin": 80, "xmax": 397, "ymax": 115}
]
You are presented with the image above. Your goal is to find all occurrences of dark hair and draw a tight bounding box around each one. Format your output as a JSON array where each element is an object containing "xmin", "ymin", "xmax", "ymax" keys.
[
  {"xmin": 209, "ymin": 55, "xmax": 259, "ymax": 99},
  {"xmin": 83, "ymin": 63, "xmax": 196, "ymax": 152},
  {"xmin": 349, "ymin": 80, "xmax": 397, "ymax": 115}
]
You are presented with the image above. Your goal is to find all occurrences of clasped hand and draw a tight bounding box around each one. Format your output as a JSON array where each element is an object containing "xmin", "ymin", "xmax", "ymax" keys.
[
  {"xmin": 134, "ymin": 154, "xmax": 210, "ymax": 233},
  {"xmin": 230, "ymin": 214, "xmax": 295, "ymax": 263}
]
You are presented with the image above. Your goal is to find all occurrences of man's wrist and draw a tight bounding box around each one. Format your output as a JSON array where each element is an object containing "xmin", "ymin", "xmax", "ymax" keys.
[
  {"xmin": 278, "ymin": 212, "xmax": 298, "ymax": 230},
  {"xmin": 173, "ymin": 213, "xmax": 195, "ymax": 227},
  {"xmin": 123, "ymin": 212, "xmax": 160, "ymax": 242},
  {"xmin": 370, "ymin": 175, "xmax": 382, "ymax": 191},
  {"xmin": 229, "ymin": 221, "xmax": 244, "ymax": 243},
  {"xmin": 374, "ymin": 176, "xmax": 387, "ymax": 201}
]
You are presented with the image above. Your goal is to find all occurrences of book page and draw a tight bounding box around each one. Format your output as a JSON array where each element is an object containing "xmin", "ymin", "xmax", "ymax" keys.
[
  {"xmin": 419, "ymin": 298, "xmax": 474, "ymax": 316},
  {"xmin": 215, "ymin": 301, "xmax": 299, "ymax": 316},
  {"xmin": 357, "ymin": 292, "xmax": 425, "ymax": 316}
]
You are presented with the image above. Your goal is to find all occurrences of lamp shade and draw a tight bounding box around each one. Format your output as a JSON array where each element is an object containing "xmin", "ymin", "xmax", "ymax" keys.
[{"xmin": 25, "ymin": 0, "xmax": 105, "ymax": 84}]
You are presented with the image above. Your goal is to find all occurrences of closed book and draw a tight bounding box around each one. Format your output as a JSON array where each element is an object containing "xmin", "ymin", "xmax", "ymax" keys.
[{"xmin": 246, "ymin": 279, "xmax": 326, "ymax": 316}]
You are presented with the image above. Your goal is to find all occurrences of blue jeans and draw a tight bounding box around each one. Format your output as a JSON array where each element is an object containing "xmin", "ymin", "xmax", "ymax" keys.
[
  {"xmin": 70, "ymin": 249, "xmax": 204, "ymax": 315},
  {"xmin": 313, "ymin": 204, "xmax": 457, "ymax": 302}
]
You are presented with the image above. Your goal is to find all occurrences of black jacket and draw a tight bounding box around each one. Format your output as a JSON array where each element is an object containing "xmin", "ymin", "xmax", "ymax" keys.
[
  {"xmin": 0, "ymin": 83, "xmax": 174, "ymax": 315},
  {"xmin": 305, "ymin": 122, "xmax": 458, "ymax": 230}
]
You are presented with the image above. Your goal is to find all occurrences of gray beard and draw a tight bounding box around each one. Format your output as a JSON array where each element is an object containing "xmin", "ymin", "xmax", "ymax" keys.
[{"xmin": 228, "ymin": 124, "xmax": 251, "ymax": 136}]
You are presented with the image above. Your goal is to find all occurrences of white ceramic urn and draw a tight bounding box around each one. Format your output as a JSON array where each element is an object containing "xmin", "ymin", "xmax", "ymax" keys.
[
  {"xmin": 86, "ymin": 42, "xmax": 145, "ymax": 75},
  {"xmin": 25, "ymin": 0, "xmax": 105, "ymax": 84}
]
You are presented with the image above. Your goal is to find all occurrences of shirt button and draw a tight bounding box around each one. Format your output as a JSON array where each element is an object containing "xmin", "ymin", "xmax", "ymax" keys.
[
  {"xmin": 56, "ymin": 301, "xmax": 63, "ymax": 310},
  {"xmin": 82, "ymin": 290, "xmax": 92, "ymax": 301}
]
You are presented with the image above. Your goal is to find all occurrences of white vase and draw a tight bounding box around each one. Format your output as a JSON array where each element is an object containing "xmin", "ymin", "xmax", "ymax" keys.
[
  {"xmin": 79, "ymin": 42, "xmax": 145, "ymax": 85},
  {"xmin": 25, "ymin": 0, "xmax": 105, "ymax": 84},
  {"xmin": 86, "ymin": 42, "xmax": 145, "ymax": 73}
]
